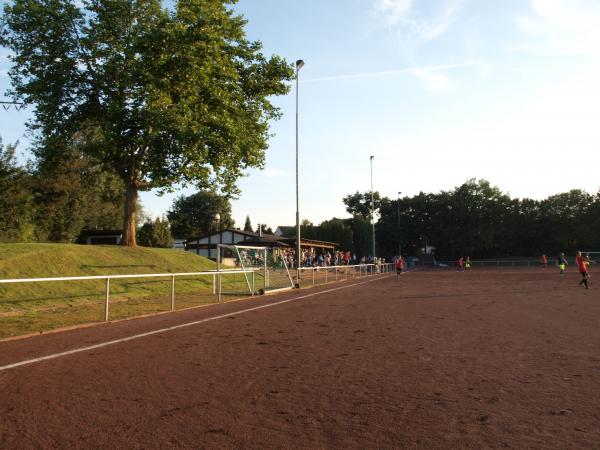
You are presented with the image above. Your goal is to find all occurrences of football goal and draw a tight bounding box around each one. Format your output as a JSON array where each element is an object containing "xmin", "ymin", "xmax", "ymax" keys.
[{"xmin": 216, "ymin": 244, "xmax": 295, "ymax": 299}]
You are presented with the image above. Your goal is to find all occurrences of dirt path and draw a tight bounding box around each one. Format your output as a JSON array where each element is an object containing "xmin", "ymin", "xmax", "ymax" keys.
[{"xmin": 0, "ymin": 269, "xmax": 598, "ymax": 448}]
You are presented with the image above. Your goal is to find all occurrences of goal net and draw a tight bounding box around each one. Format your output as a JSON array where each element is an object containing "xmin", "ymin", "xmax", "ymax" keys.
[{"xmin": 216, "ymin": 244, "xmax": 295, "ymax": 298}]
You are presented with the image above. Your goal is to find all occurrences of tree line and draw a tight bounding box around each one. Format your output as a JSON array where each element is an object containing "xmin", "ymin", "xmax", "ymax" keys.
[
  {"xmin": 1, "ymin": 139, "xmax": 124, "ymax": 243},
  {"xmin": 4, "ymin": 151, "xmax": 596, "ymax": 260},
  {"xmin": 0, "ymin": 144, "xmax": 268, "ymax": 248},
  {"xmin": 275, "ymin": 180, "xmax": 600, "ymax": 260},
  {"xmin": 349, "ymin": 179, "xmax": 600, "ymax": 260}
]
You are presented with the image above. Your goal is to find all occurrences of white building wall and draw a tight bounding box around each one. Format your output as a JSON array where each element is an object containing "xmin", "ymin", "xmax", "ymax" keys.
[{"xmin": 188, "ymin": 230, "xmax": 258, "ymax": 259}]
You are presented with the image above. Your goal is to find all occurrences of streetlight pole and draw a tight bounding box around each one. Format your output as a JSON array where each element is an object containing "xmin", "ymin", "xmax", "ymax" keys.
[
  {"xmin": 397, "ymin": 191, "xmax": 401, "ymax": 257},
  {"xmin": 370, "ymin": 155, "xmax": 375, "ymax": 260},
  {"xmin": 214, "ymin": 213, "xmax": 221, "ymax": 260},
  {"xmin": 295, "ymin": 59, "xmax": 304, "ymax": 286}
]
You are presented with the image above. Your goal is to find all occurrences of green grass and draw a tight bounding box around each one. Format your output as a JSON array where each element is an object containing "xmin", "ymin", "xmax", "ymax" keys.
[{"xmin": 0, "ymin": 244, "xmax": 246, "ymax": 339}]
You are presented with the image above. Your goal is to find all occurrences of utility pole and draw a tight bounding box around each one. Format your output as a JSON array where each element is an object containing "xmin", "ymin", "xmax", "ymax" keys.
[{"xmin": 370, "ymin": 155, "xmax": 375, "ymax": 260}]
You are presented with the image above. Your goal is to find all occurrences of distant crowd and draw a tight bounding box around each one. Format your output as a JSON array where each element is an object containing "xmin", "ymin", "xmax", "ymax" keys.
[{"xmin": 271, "ymin": 248, "xmax": 386, "ymax": 269}]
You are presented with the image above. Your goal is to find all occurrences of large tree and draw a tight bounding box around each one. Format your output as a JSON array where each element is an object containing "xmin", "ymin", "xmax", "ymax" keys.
[{"xmin": 1, "ymin": 0, "xmax": 293, "ymax": 246}]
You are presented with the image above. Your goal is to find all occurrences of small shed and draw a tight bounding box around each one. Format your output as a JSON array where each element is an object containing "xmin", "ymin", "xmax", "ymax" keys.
[
  {"xmin": 78, "ymin": 230, "xmax": 123, "ymax": 245},
  {"xmin": 185, "ymin": 229, "xmax": 262, "ymax": 259}
]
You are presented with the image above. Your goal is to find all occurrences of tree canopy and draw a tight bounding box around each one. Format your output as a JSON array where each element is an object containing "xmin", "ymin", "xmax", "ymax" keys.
[
  {"xmin": 167, "ymin": 190, "xmax": 234, "ymax": 239},
  {"xmin": 0, "ymin": 139, "xmax": 34, "ymax": 242},
  {"xmin": 367, "ymin": 179, "xmax": 600, "ymax": 259},
  {"xmin": 137, "ymin": 217, "xmax": 173, "ymax": 248},
  {"xmin": 343, "ymin": 191, "xmax": 382, "ymax": 220},
  {"xmin": 1, "ymin": 0, "xmax": 294, "ymax": 246},
  {"xmin": 32, "ymin": 148, "xmax": 124, "ymax": 242}
]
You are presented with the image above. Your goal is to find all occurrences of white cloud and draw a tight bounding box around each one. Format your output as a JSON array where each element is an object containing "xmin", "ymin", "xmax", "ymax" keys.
[
  {"xmin": 260, "ymin": 167, "xmax": 289, "ymax": 178},
  {"xmin": 413, "ymin": 68, "xmax": 450, "ymax": 92},
  {"xmin": 515, "ymin": 0, "xmax": 600, "ymax": 55},
  {"xmin": 372, "ymin": 0, "xmax": 462, "ymax": 42},
  {"xmin": 373, "ymin": 0, "xmax": 412, "ymax": 26}
]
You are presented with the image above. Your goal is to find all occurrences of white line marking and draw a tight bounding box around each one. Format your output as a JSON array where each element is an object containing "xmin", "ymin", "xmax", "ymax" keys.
[{"xmin": 0, "ymin": 276, "xmax": 387, "ymax": 372}]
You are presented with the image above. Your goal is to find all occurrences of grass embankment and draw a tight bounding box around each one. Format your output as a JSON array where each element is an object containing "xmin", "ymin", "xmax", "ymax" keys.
[{"xmin": 0, "ymin": 244, "xmax": 249, "ymax": 339}]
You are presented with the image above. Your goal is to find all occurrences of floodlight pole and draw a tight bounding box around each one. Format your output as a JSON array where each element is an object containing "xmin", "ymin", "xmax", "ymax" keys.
[
  {"xmin": 370, "ymin": 155, "xmax": 376, "ymax": 260},
  {"xmin": 295, "ymin": 59, "xmax": 304, "ymax": 286},
  {"xmin": 214, "ymin": 213, "xmax": 221, "ymax": 260},
  {"xmin": 397, "ymin": 191, "xmax": 402, "ymax": 257},
  {"xmin": 0, "ymin": 101, "xmax": 25, "ymax": 111}
]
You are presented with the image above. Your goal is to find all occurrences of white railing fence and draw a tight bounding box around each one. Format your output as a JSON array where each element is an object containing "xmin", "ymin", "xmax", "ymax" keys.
[
  {"xmin": 298, "ymin": 263, "xmax": 395, "ymax": 287},
  {"xmin": 0, "ymin": 269, "xmax": 251, "ymax": 322},
  {"xmin": 0, "ymin": 264, "xmax": 393, "ymax": 325}
]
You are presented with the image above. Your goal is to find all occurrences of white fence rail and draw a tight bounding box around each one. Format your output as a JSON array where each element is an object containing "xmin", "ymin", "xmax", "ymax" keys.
[
  {"xmin": 0, "ymin": 269, "xmax": 254, "ymax": 322},
  {"xmin": 0, "ymin": 264, "xmax": 393, "ymax": 324},
  {"xmin": 298, "ymin": 263, "xmax": 395, "ymax": 287}
]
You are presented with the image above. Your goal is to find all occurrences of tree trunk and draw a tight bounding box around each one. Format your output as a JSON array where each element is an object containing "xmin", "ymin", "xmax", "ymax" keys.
[{"xmin": 122, "ymin": 181, "xmax": 138, "ymax": 247}]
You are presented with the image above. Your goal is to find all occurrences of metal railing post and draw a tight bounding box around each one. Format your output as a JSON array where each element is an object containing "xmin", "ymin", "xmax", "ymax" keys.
[
  {"xmin": 264, "ymin": 258, "xmax": 267, "ymax": 292},
  {"xmin": 252, "ymin": 270, "xmax": 255, "ymax": 295},
  {"xmin": 325, "ymin": 267, "xmax": 328, "ymax": 283},
  {"xmin": 171, "ymin": 275, "xmax": 175, "ymax": 311},
  {"xmin": 104, "ymin": 277, "xmax": 110, "ymax": 321},
  {"xmin": 218, "ymin": 272, "xmax": 222, "ymax": 303},
  {"xmin": 335, "ymin": 267, "xmax": 338, "ymax": 282},
  {"xmin": 312, "ymin": 268, "xmax": 315, "ymax": 286}
]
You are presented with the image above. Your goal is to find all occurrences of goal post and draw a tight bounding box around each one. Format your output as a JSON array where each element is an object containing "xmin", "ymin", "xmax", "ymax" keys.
[
  {"xmin": 216, "ymin": 244, "xmax": 295, "ymax": 298},
  {"xmin": 263, "ymin": 246, "xmax": 296, "ymax": 292}
]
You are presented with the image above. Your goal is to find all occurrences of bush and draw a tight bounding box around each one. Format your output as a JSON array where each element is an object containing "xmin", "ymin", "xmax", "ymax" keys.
[{"xmin": 137, "ymin": 217, "xmax": 173, "ymax": 248}]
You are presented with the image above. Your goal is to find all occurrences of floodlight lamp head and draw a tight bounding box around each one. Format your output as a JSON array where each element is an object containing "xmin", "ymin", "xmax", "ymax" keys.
[
  {"xmin": 296, "ymin": 60, "xmax": 305, "ymax": 70},
  {"xmin": 370, "ymin": 155, "xmax": 374, "ymax": 161}
]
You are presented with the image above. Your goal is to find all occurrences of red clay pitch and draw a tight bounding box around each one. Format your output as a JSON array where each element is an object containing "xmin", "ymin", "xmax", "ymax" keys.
[{"xmin": 0, "ymin": 268, "xmax": 599, "ymax": 448}]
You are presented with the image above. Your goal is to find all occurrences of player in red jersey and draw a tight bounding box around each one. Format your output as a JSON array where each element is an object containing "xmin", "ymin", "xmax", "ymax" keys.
[
  {"xmin": 395, "ymin": 256, "xmax": 404, "ymax": 278},
  {"xmin": 576, "ymin": 251, "xmax": 591, "ymax": 289},
  {"xmin": 457, "ymin": 256, "xmax": 464, "ymax": 271},
  {"xmin": 540, "ymin": 254, "xmax": 547, "ymax": 268}
]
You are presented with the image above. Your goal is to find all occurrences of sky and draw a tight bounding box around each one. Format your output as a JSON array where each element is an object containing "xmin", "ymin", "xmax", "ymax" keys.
[{"xmin": 1, "ymin": 0, "xmax": 600, "ymax": 231}]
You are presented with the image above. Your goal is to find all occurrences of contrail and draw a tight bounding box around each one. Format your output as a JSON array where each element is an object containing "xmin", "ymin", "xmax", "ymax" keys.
[{"xmin": 302, "ymin": 62, "xmax": 483, "ymax": 83}]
